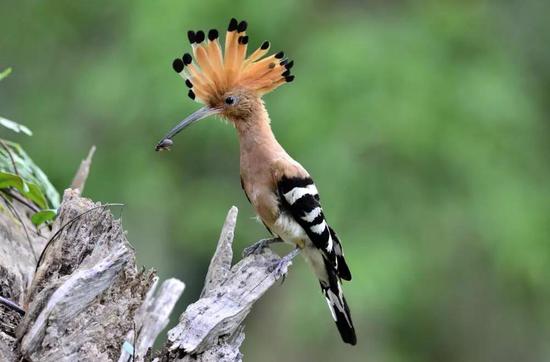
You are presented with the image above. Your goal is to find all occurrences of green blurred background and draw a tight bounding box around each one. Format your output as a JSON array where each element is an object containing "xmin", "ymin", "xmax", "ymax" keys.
[{"xmin": 2, "ymin": 0, "xmax": 550, "ymax": 361}]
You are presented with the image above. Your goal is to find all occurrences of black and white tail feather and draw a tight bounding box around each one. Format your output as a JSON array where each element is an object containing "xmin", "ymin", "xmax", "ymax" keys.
[{"xmin": 278, "ymin": 176, "xmax": 356, "ymax": 345}]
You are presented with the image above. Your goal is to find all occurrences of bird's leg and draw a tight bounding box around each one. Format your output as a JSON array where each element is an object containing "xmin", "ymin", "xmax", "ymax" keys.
[
  {"xmin": 242, "ymin": 236, "xmax": 283, "ymax": 257},
  {"xmin": 268, "ymin": 247, "xmax": 301, "ymax": 280}
]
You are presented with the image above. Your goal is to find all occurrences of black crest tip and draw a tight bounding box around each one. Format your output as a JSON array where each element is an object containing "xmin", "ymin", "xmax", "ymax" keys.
[
  {"xmin": 275, "ymin": 51, "xmax": 285, "ymax": 59},
  {"xmin": 182, "ymin": 53, "xmax": 192, "ymax": 65},
  {"xmin": 195, "ymin": 30, "xmax": 205, "ymax": 43},
  {"xmin": 185, "ymin": 79, "xmax": 193, "ymax": 88},
  {"xmin": 285, "ymin": 75, "xmax": 295, "ymax": 82},
  {"xmin": 282, "ymin": 69, "xmax": 291, "ymax": 77},
  {"xmin": 208, "ymin": 29, "xmax": 219, "ymax": 41},
  {"xmin": 237, "ymin": 20, "xmax": 248, "ymax": 33},
  {"xmin": 261, "ymin": 40, "xmax": 270, "ymax": 50},
  {"xmin": 285, "ymin": 60, "xmax": 294, "ymax": 69},
  {"xmin": 172, "ymin": 58, "xmax": 184, "ymax": 73},
  {"xmin": 238, "ymin": 35, "xmax": 249, "ymax": 45},
  {"xmin": 228, "ymin": 18, "xmax": 238, "ymax": 31},
  {"xmin": 188, "ymin": 90, "xmax": 196, "ymax": 100},
  {"xmin": 187, "ymin": 30, "xmax": 196, "ymax": 44},
  {"xmin": 279, "ymin": 59, "xmax": 288, "ymax": 66}
]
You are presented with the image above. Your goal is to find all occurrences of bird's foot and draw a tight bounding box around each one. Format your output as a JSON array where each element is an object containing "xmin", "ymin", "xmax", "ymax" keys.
[
  {"xmin": 242, "ymin": 237, "xmax": 283, "ymax": 258},
  {"xmin": 268, "ymin": 247, "xmax": 300, "ymax": 281}
]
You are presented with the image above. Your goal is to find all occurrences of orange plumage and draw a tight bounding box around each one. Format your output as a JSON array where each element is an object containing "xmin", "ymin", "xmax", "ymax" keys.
[{"xmin": 171, "ymin": 18, "xmax": 294, "ymax": 105}]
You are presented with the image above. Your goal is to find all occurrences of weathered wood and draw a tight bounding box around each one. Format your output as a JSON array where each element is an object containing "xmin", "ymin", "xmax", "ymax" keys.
[
  {"xmin": 16, "ymin": 190, "xmax": 157, "ymax": 362},
  {"xmin": 0, "ymin": 190, "xmax": 46, "ymax": 362},
  {"xmin": 201, "ymin": 206, "xmax": 238, "ymax": 298},
  {"xmin": 118, "ymin": 278, "xmax": 185, "ymax": 362},
  {"xmin": 70, "ymin": 145, "xmax": 96, "ymax": 193},
  {"xmin": 157, "ymin": 207, "xmax": 295, "ymax": 362},
  {"xmin": 0, "ymin": 189, "xmax": 294, "ymax": 362}
]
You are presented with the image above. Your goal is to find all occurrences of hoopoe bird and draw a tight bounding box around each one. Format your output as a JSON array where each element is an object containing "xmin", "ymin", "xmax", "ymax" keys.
[{"xmin": 156, "ymin": 18, "xmax": 356, "ymax": 345}]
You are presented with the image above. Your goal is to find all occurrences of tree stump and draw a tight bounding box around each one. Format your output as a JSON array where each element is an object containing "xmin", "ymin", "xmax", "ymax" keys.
[{"xmin": 0, "ymin": 189, "xmax": 292, "ymax": 361}]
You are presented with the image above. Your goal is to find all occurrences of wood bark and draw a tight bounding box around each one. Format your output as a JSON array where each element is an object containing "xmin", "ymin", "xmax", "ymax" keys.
[{"xmin": 0, "ymin": 189, "xmax": 292, "ymax": 361}]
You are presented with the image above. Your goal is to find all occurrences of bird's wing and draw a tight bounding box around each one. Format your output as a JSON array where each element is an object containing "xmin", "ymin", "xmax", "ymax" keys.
[{"xmin": 277, "ymin": 175, "xmax": 351, "ymax": 281}]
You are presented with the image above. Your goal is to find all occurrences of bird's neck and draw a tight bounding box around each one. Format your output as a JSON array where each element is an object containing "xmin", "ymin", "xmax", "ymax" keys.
[{"xmin": 235, "ymin": 104, "xmax": 287, "ymax": 176}]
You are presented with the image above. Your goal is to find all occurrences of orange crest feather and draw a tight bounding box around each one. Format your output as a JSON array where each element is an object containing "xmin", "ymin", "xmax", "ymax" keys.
[{"xmin": 171, "ymin": 18, "xmax": 295, "ymax": 104}]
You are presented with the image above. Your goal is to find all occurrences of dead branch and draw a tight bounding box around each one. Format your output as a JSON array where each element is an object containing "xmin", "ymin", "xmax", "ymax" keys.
[
  {"xmin": 0, "ymin": 190, "xmax": 293, "ymax": 362},
  {"xmin": 156, "ymin": 207, "xmax": 292, "ymax": 362},
  {"xmin": 70, "ymin": 145, "xmax": 96, "ymax": 194}
]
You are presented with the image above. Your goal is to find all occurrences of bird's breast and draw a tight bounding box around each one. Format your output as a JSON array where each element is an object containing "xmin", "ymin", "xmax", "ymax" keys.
[{"xmin": 244, "ymin": 181, "xmax": 279, "ymax": 225}]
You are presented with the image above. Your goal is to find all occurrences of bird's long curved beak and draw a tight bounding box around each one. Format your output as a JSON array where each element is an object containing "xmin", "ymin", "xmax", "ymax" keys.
[{"xmin": 155, "ymin": 106, "xmax": 221, "ymax": 151}]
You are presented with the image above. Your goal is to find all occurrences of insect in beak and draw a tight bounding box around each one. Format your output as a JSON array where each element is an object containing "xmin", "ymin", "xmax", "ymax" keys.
[{"xmin": 155, "ymin": 106, "xmax": 221, "ymax": 151}]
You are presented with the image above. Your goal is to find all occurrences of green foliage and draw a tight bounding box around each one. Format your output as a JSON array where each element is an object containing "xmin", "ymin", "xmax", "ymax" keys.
[
  {"xmin": 0, "ymin": 117, "xmax": 32, "ymax": 136},
  {"xmin": 30, "ymin": 209, "xmax": 57, "ymax": 226},
  {"xmin": 0, "ymin": 67, "xmax": 11, "ymax": 82},
  {"xmin": 0, "ymin": 144, "xmax": 59, "ymax": 225},
  {"xmin": 0, "ymin": 67, "xmax": 59, "ymax": 224},
  {"xmin": 0, "ymin": 171, "xmax": 45, "ymax": 207},
  {"xmin": 0, "ymin": 141, "xmax": 60, "ymax": 209}
]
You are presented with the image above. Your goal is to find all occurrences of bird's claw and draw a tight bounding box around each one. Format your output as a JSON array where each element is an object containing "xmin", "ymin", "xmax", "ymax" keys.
[
  {"xmin": 268, "ymin": 248, "xmax": 300, "ymax": 280},
  {"xmin": 268, "ymin": 258, "xmax": 291, "ymax": 280},
  {"xmin": 242, "ymin": 237, "xmax": 282, "ymax": 258},
  {"xmin": 242, "ymin": 241, "xmax": 267, "ymax": 258}
]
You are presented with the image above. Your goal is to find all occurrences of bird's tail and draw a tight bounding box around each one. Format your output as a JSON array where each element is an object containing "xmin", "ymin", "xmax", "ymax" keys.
[{"xmin": 320, "ymin": 260, "xmax": 356, "ymax": 345}]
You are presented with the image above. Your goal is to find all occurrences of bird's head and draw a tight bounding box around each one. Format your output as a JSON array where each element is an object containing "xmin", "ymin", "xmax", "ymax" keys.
[{"xmin": 156, "ymin": 18, "xmax": 294, "ymax": 151}]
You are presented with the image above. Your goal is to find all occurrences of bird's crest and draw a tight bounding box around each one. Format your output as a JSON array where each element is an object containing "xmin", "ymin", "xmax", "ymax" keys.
[{"xmin": 171, "ymin": 18, "xmax": 294, "ymax": 104}]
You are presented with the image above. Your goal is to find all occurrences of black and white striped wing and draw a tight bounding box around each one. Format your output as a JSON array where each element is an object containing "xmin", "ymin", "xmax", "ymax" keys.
[{"xmin": 277, "ymin": 175, "xmax": 351, "ymax": 281}]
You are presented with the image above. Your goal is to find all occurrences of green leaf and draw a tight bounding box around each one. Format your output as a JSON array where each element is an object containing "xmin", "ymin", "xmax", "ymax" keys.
[
  {"xmin": 0, "ymin": 68, "xmax": 12, "ymax": 82},
  {"xmin": 0, "ymin": 117, "xmax": 33, "ymax": 136},
  {"xmin": 24, "ymin": 182, "xmax": 48, "ymax": 209},
  {"xmin": 0, "ymin": 171, "xmax": 49, "ymax": 209},
  {"xmin": 31, "ymin": 209, "xmax": 57, "ymax": 226},
  {"xmin": 0, "ymin": 141, "xmax": 59, "ymax": 208},
  {"xmin": 0, "ymin": 171, "xmax": 25, "ymax": 190}
]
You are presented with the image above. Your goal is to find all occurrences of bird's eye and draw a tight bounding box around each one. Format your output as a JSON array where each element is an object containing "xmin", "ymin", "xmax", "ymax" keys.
[{"xmin": 225, "ymin": 96, "xmax": 237, "ymax": 105}]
